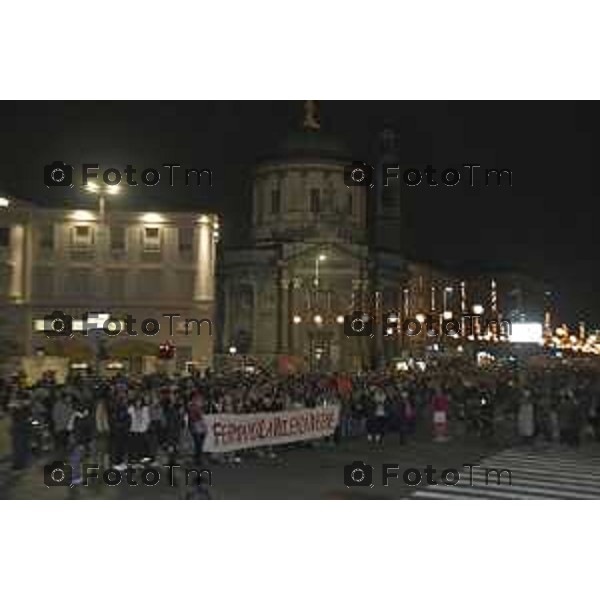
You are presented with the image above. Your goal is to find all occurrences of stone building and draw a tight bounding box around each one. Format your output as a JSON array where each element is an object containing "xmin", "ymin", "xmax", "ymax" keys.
[
  {"xmin": 220, "ymin": 114, "xmax": 430, "ymax": 372},
  {"xmin": 0, "ymin": 194, "xmax": 218, "ymax": 373},
  {"xmin": 220, "ymin": 128, "xmax": 372, "ymax": 371}
]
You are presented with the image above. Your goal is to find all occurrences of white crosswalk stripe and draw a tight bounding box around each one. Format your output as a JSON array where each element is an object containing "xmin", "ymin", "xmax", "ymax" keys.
[{"xmin": 411, "ymin": 447, "xmax": 600, "ymax": 499}]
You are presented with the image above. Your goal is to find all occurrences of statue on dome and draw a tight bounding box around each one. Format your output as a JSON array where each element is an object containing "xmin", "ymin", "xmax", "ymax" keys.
[{"xmin": 304, "ymin": 100, "xmax": 320, "ymax": 131}]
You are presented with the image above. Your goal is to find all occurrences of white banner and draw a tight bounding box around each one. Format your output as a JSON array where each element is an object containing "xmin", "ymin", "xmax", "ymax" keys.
[{"xmin": 203, "ymin": 405, "xmax": 340, "ymax": 453}]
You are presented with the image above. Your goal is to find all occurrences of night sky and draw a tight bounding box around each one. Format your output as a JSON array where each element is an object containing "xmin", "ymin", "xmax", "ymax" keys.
[{"xmin": 0, "ymin": 101, "xmax": 598, "ymax": 324}]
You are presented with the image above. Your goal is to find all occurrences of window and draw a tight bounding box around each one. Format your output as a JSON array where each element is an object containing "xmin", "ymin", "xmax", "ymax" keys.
[
  {"xmin": 176, "ymin": 271, "xmax": 194, "ymax": 299},
  {"xmin": 346, "ymin": 192, "xmax": 353, "ymax": 215},
  {"xmin": 0, "ymin": 266, "xmax": 8, "ymax": 296},
  {"xmin": 143, "ymin": 226, "xmax": 161, "ymax": 252},
  {"xmin": 110, "ymin": 226, "xmax": 126, "ymax": 251},
  {"xmin": 71, "ymin": 225, "xmax": 94, "ymax": 247},
  {"xmin": 178, "ymin": 227, "xmax": 194, "ymax": 253},
  {"xmin": 108, "ymin": 270, "xmax": 126, "ymax": 300},
  {"xmin": 137, "ymin": 270, "xmax": 162, "ymax": 298},
  {"xmin": 39, "ymin": 223, "xmax": 54, "ymax": 250},
  {"xmin": 271, "ymin": 188, "xmax": 281, "ymax": 214},
  {"xmin": 33, "ymin": 267, "xmax": 54, "ymax": 298},
  {"xmin": 323, "ymin": 185, "xmax": 335, "ymax": 212},
  {"xmin": 382, "ymin": 188, "xmax": 396, "ymax": 207},
  {"xmin": 310, "ymin": 188, "xmax": 321, "ymax": 213},
  {"xmin": 0, "ymin": 227, "xmax": 9, "ymax": 247},
  {"xmin": 64, "ymin": 269, "xmax": 92, "ymax": 298}
]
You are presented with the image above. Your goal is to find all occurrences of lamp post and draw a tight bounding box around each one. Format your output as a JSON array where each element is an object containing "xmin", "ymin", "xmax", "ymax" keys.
[
  {"xmin": 443, "ymin": 287, "xmax": 453, "ymax": 313},
  {"xmin": 79, "ymin": 183, "xmax": 120, "ymax": 366},
  {"xmin": 228, "ymin": 345, "xmax": 238, "ymax": 371},
  {"xmin": 82, "ymin": 181, "xmax": 120, "ymax": 221},
  {"xmin": 472, "ymin": 304, "xmax": 484, "ymax": 340},
  {"xmin": 81, "ymin": 182, "xmax": 121, "ymax": 266},
  {"xmin": 314, "ymin": 253, "xmax": 326, "ymax": 288}
]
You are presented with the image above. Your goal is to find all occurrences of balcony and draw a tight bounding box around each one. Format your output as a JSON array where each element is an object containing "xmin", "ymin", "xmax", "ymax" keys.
[{"xmin": 68, "ymin": 245, "xmax": 96, "ymax": 262}]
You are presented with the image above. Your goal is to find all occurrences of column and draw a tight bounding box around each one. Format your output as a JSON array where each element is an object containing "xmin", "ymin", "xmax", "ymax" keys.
[
  {"xmin": 9, "ymin": 224, "xmax": 25, "ymax": 303},
  {"xmin": 194, "ymin": 220, "xmax": 214, "ymax": 302},
  {"xmin": 277, "ymin": 276, "xmax": 290, "ymax": 354}
]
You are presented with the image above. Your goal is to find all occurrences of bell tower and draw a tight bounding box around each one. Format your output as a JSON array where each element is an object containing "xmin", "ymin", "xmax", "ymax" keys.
[{"xmin": 373, "ymin": 128, "xmax": 402, "ymax": 252}]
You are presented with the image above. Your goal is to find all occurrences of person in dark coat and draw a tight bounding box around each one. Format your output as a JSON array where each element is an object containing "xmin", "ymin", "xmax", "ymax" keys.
[
  {"xmin": 163, "ymin": 398, "xmax": 183, "ymax": 457},
  {"xmin": 109, "ymin": 398, "xmax": 131, "ymax": 468},
  {"xmin": 10, "ymin": 402, "xmax": 33, "ymax": 470}
]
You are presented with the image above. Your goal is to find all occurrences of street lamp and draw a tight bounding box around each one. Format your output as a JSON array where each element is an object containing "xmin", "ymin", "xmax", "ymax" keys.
[
  {"xmin": 443, "ymin": 287, "xmax": 453, "ymax": 312},
  {"xmin": 314, "ymin": 253, "xmax": 326, "ymax": 287},
  {"xmin": 82, "ymin": 182, "xmax": 120, "ymax": 221},
  {"xmin": 229, "ymin": 345, "xmax": 237, "ymax": 356},
  {"xmin": 292, "ymin": 315, "xmax": 302, "ymax": 324},
  {"xmin": 0, "ymin": 197, "xmax": 9, "ymax": 208},
  {"xmin": 471, "ymin": 304, "xmax": 484, "ymax": 340},
  {"xmin": 472, "ymin": 304, "xmax": 484, "ymax": 315}
]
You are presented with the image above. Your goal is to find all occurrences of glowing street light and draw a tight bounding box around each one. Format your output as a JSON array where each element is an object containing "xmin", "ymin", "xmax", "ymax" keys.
[
  {"xmin": 472, "ymin": 304, "xmax": 484, "ymax": 315},
  {"xmin": 229, "ymin": 346, "xmax": 238, "ymax": 356},
  {"xmin": 443, "ymin": 286, "xmax": 453, "ymax": 312},
  {"xmin": 82, "ymin": 181, "xmax": 121, "ymax": 220},
  {"xmin": 293, "ymin": 315, "xmax": 302, "ymax": 324},
  {"xmin": 314, "ymin": 253, "xmax": 327, "ymax": 287},
  {"xmin": 0, "ymin": 197, "xmax": 9, "ymax": 208},
  {"xmin": 313, "ymin": 314, "xmax": 323, "ymax": 325},
  {"xmin": 415, "ymin": 313, "xmax": 426, "ymax": 323}
]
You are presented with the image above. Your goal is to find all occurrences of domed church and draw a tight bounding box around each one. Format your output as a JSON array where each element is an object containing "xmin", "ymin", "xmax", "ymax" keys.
[{"xmin": 219, "ymin": 101, "xmax": 421, "ymax": 372}]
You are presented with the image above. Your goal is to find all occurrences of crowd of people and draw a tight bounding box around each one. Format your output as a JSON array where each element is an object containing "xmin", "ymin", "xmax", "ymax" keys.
[{"xmin": 1, "ymin": 358, "xmax": 600, "ymax": 474}]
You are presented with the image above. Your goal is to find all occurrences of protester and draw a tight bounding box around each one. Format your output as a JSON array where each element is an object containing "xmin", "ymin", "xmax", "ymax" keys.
[
  {"xmin": 148, "ymin": 393, "xmax": 165, "ymax": 464},
  {"xmin": 3, "ymin": 356, "xmax": 600, "ymax": 482},
  {"xmin": 517, "ymin": 391, "xmax": 535, "ymax": 444},
  {"xmin": 110, "ymin": 397, "xmax": 131, "ymax": 469},
  {"xmin": 10, "ymin": 400, "xmax": 32, "ymax": 470},
  {"xmin": 368, "ymin": 385, "xmax": 387, "ymax": 446},
  {"xmin": 187, "ymin": 392, "xmax": 207, "ymax": 465},
  {"xmin": 95, "ymin": 397, "xmax": 111, "ymax": 467},
  {"xmin": 51, "ymin": 393, "xmax": 71, "ymax": 457},
  {"xmin": 128, "ymin": 398, "xmax": 150, "ymax": 463}
]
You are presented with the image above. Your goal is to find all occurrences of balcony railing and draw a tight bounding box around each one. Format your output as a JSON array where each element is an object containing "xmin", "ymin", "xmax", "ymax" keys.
[{"xmin": 68, "ymin": 245, "xmax": 96, "ymax": 261}]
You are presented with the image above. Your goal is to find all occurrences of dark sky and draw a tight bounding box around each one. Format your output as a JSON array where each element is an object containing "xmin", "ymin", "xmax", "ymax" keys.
[{"xmin": 0, "ymin": 101, "xmax": 598, "ymax": 324}]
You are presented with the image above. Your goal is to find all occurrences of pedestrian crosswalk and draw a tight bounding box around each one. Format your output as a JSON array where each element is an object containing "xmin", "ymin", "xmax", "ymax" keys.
[{"xmin": 411, "ymin": 447, "xmax": 600, "ymax": 499}]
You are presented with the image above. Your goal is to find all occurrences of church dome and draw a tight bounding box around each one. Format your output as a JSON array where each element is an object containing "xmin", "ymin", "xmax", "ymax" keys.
[{"xmin": 261, "ymin": 129, "xmax": 352, "ymax": 164}]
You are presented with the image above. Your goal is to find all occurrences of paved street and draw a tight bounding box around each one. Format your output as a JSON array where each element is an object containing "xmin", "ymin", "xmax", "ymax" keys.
[
  {"xmin": 3, "ymin": 432, "xmax": 599, "ymax": 499},
  {"xmin": 0, "ymin": 434, "xmax": 490, "ymax": 499},
  {"xmin": 412, "ymin": 447, "xmax": 600, "ymax": 499}
]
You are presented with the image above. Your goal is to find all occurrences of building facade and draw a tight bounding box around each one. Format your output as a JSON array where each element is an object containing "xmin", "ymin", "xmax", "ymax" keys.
[
  {"xmin": 220, "ymin": 130, "xmax": 373, "ymax": 371},
  {"xmin": 0, "ymin": 196, "xmax": 218, "ymax": 372},
  {"xmin": 220, "ymin": 125, "xmax": 437, "ymax": 372}
]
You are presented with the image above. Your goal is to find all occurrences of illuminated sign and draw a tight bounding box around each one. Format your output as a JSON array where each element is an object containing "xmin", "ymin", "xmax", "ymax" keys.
[{"xmin": 509, "ymin": 322, "xmax": 543, "ymax": 344}]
